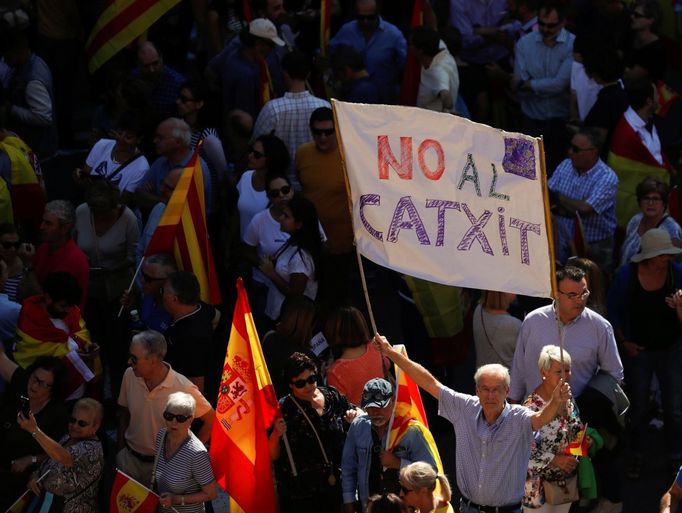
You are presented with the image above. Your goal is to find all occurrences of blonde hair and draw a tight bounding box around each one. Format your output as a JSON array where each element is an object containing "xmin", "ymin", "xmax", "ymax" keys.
[
  {"xmin": 399, "ymin": 461, "xmax": 452, "ymax": 502},
  {"xmin": 538, "ymin": 345, "xmax": 572, "ymax": 372},
  {"xmin": 480, "ymin": 290, "xmax": 515, "ymax": 311},
  {"xmin": 73, "ymin": 397, "xmax": 104, "ymax": 424}
]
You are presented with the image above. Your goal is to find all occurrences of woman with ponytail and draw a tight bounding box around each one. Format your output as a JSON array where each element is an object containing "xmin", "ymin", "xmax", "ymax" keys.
[{"xmin": 399, "ymin": 461, "xmax": 454, "ymax": 513}]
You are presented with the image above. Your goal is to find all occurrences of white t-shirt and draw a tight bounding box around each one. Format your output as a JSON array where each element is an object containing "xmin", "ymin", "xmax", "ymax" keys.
[
  {"xmin": 265, "ymin": 244, "xmax": 317, "ymax": 320},
  {"xmin": 417, "ymin": 47, "xmax": 460, "ymax": 113},
  {"xmin": 85, "ymin": 139, "xmax": 150, "ymax": 192},
  {"xmin": 244, "ymin": 209, "xmax": 290, "ymax": 285},
  {"xmin": 236, "ymin": 170, "xmax": 268, "ymax": 239},
  {"xmin": 570, "ymin": 61, "xmax": 601, "ymax": 121}
]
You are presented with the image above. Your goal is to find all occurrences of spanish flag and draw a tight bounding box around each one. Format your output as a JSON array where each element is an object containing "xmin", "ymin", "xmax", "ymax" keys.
[
  {"xmin": 110, "ymin": 470, "xmax": 159, "ymax": 513},
  {"xmin": 565, "ymin": 423, "xmax": 588, "ymax": 457},
  {"xmin": 209, "ymin": 279, "xmax": 279, "ymax": 513},
  {"xmin": 144, "ymin": 148, "xmax": 221, "ymax": 305},
  {"xmin": 85, "ymin": 0, "xmax": 182, "ymax": 73},
  {"xmin": 386, "ymin": 344, "xmax": 443, "ymax": 472},
  {"xmin": 399, "ymin": 0, "xmax": 425, "ymax": 106},
  {"xmin": 320, "ymin": 0, "xmax": 332, "ymax": 57}
]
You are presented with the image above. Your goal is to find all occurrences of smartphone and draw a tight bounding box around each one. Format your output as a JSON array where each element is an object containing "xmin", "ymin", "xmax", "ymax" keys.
[{"xmin": 19, "ymin": 395, "xmax": 30, "ymax": 417}]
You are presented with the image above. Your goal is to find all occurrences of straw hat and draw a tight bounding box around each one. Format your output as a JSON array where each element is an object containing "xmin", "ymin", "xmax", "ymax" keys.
[{"xmin": 630, "ymin": 228, "xmax": 682, "ymax": 262}]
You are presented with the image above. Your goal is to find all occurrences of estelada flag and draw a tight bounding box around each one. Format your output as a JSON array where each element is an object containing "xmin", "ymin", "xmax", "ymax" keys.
[
  {"xmin": 565, "ymin": 423, "xmax": 588, "ymax": 457},
  {"xmin": 209, "ymin": 279, "xmax": 279, "ymax": 513},
  {"xmin": 386, "ymin": 344, "xmax": 443, "ymax": 472},
  {"xmin": 399, "ymin": 0, "xmax": 425, "ymax": 106},
  {"xmin": 144, "ymin": 147, "xmax": 221, "ymax": 305},
  {"xmin": 85, "ymin": 0, "xmax": 182, "ymax": 73},
  {"xmin": 110, "ymin": 469, "xmax": 159, "ymax": 513}
]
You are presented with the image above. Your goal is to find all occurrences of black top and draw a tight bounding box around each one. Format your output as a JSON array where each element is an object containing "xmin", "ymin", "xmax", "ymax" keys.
[
  {"xmin": 630, "ymin": 269, "xmax": 678, "ymax": 350},
  {"xmin": 164, "ymin": 302, "xmax": 216, "ymax": 379},
  {"xmin": 625, "ymin": 39, "xmax": 667, "ymax": 82}
]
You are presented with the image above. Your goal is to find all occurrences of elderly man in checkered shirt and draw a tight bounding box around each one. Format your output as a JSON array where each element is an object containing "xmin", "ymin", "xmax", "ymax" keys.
[{"xmin": 548, "ymin": 126, "xmax": 619, "ymax": 271}]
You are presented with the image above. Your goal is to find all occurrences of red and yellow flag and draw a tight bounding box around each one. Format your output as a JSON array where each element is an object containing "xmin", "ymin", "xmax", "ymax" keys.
[
  {"xmin": 144, "ymin": 149, "xmax": 221, "ymax": 305},
  {"xmin": 656, "ymin": 80, "xmax": 681, "ymax": 117},
  {"xmin": 110, "ymin": 470, "xmax": 159, "ymax": 513},
  {"xmin": 320, "ymin": 0, "xmax": 332, "ymax": 57},
  {"xmin": 399, "ymin": 0, "xmax": 425, "ymax": 106},
  {"xmin": 386, "ymin": 344, "xmax": 443, "ymax": 472},
  {"xmin": 565, "ymin": 423, "xmax": 588, "ymax": 457},
  {"xmin": 85, "ymin": 0, "xmax": 182, "ymax": 73},
  {"xmin": 259, "ymin": 60, "xmax": 274, "ymax": 108},
  {"xmin": 209, "ymin": 278, "xmax": 279, "ymax": 513}
]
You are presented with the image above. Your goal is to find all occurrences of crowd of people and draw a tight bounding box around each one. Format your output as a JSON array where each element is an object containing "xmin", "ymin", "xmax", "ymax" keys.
[{"xmin": 1, "ymin": 0, "xmax": 682, "ymax": 513}]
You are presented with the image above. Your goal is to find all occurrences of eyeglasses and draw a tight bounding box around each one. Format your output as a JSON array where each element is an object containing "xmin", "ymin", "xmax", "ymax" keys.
[
  {"xmin": 477, "ymin": 385, "xmax": 506, "ymax": 395},
  {"xmin": 249, "ymin": 147, "xmax": 265, "ymax": 159},
  {"xmin": 400, "ymin": 485, "xmax": 413, "ymax": 495},
  {"xmin": 569, "ymin": 144, "xmax": 595, "ymax": 153},
  {"xmin": 142, "ymin": 271, "xmax": 166, "ymax": 283},
  {"xmin": 312, "ymin": 127, "xmax": 335, "ymax": 137},
  {"xmin": 641, "ymin": 195, "xmax": 663, "ymax": 204},
  {"xmin": 1, "ymin": 241, "xmax": 21, "ymax": 250},
  {"xmin": 538, "ymin": 21, "xmax": 560, "ymax": 28},
  {"xmin": 291, "ymin": 374, "xmax": 317, "ymax": 388},
  {"xmin": 163, "ymin": 411, "xmax": 191, "ymax": 423},
  {"xmin": 178, "ymin": 95, "xmax": 196, "ymax": 103},
  {"xmin": 268, "ymin": 185, "xmax": 291, "ymax": 198},
  {"xmin": 558, "ymin": 289, "xmax": 590, "ymax": 301},
  {"xmin": 69, "ymin": 417, "xmax": 90, "ymax": 428},
  {"xmin": 356, "ymin": 14, "xmax": 377, "ymax": 21},
  {"xmin": 30, "ymin": 374, "xmax": 53, "ymax": 389}
]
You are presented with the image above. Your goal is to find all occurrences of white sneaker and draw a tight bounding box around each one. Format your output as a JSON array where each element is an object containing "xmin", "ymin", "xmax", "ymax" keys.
[{"xmin": 588, "ymin": 498, "xmax": 623, "ymax": 513}]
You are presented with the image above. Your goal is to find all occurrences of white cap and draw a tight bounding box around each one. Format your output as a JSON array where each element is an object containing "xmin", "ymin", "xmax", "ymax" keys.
[{"xmin": 249, "ymin": 18, "xmax": 285, "ymax": 46}]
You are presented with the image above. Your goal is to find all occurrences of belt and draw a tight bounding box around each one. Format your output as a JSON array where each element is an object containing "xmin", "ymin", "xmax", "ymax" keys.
[
  {"xmin": 125, "ymin": 442, "xmax": 155, "ymax": 463},
  {"xmin": 461, "ymin": 497, "xmax": 521, "ymax": 513}
]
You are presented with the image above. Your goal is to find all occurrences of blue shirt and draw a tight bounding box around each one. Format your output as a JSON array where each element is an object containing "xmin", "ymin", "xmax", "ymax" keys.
[
  {"xmin": 0, "ymin": 293, "xmax": 20, "ymax": 342},
  {"xmin": 142, "ymin": 151, "xmax": 213, "ymax": 214},
  {"xmin": 510, "ymin": 304, "xmax": 624, "ymax": 401},
  {"xmin": 330, "ymin": 17, "xmax": 407, "ymax": 103},
  {"xmin": 140, "ymin": 294, "xmax": 172, "ymax": 333},
  {"xmin": 450, "ymin": 0, "xmax": 514, "ymax": 64},
  {"xmin": 207, "ymin": 49, "xmax": 261, "ymax": 118},
  {"xmin": 438, "ymin": 387, "xmax": 534, "ymax": 506},
  {"xmin": 133, "ymin": 65, "xmax": 185, "ymax": 119},
  {"xmin": 514, "ymin": 28, "xmax": 575, "ymax": 120},
  {"xmin": 341, "ymin": 414, "xmax": 438, "ymax": 512},
  {"xmin": 548, "ymin": 158, "xmax": 618, "ymax": 256}
]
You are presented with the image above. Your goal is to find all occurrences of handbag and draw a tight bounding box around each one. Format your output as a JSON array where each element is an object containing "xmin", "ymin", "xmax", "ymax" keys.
[{"xmin": 543, "ymin": 474, "xmax": 579, "ymax": 504}]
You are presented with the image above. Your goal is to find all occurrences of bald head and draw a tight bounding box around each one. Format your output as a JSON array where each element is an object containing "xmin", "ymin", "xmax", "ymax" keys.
[{"xmin": 138, "ymin": 41, "xmax": 163, "ymax": 76}]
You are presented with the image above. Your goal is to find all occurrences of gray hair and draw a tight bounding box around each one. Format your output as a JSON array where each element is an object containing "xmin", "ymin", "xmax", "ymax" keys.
[
  {"xmin": 165, "ymin": 391, "xmax": 196, "ymax": 416},
  {"xmin": 538, "ymin": 344, "xmax": 572, "ymax": 372},
  {"xmin": 45, "ymin": 200, "xmax": 75, "ymax": 227},
  {"xmin": 73, "ymin": 397, "xmax": 104, "ymax": 424},
  {"xmin": 399, "ymin": 461, "xmax": 452, "ymax": 502},
  {"xmin": 474, "ymin": 363, "xmax": 511, "ymax": 388},
  {"xmin": 166, "ymin": 117, "xmax": 191, "ymax": 147},
  {"xmin": 131, "ymin": 330, "xmax": 167, "ymax": 360},
  {"xmin": 145, "ymin": 253, "xmax": 178, "ymax": 274}
]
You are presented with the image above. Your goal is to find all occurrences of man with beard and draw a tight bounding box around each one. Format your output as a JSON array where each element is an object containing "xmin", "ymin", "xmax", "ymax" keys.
[
  {"xmin": 341, "ymin": 378, "xmax": 438, "ymax": 513},
  {"xmin": 134, "ymin": 41, "xmax": 185, "ymax": 121},
  {"xmin": 12, "ymin": 272, "xmax": 99, "ymax": 400}
]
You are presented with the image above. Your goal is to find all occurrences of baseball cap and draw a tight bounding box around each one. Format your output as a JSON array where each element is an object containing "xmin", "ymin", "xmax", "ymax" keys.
[
  {"xmin": 249, "ymin": 18, "xmax": 285, "ymax": 46},
  {"xmin": 361, "ymin": 378, "xmax": 393, "ymax": 408}
]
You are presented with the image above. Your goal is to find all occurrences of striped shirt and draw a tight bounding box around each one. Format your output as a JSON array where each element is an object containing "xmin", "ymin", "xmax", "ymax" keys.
[
  {"xmin": 154, "ymin": 428, "xmax": 215, "ymax": 513},
  {"xmin": 2, "ymin": 274, "xmax": 22, "ymax": 302},
  {"xmin": 438, "ymin": 387, "xmax": 533, "ymax": 506}
]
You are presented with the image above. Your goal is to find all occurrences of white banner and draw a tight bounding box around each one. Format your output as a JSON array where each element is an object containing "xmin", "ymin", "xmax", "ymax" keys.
[{"xmin": 333, "ymin": 100, "xmax": 554, "ymax": 298}]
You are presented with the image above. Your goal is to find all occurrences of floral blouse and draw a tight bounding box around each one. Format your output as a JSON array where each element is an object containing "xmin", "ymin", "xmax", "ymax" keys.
[
  {"xmin": 522, "ymin": 393, "xmax": 582, "ymax": 509},
  {"xmin": 38, "ymin": 437, "xmax": 104, "ymax": 513}
]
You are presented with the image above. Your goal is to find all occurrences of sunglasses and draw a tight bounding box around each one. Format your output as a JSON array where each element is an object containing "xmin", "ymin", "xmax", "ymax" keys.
[
  {"xmin": 268, "ymin": 185, "xmax": 292, "ymax": 198},
  {"xmin": 69, "ymin": 417, "xmax": 90, "ymax": 428},
  {"xmin": 1, "ymin": 241, "xmax": 21, "ymax": 250},
  {"xmin": 538, "ymin": 21, "xmax": 559, "ymax": 28},
  {"xmin": 142, "ymin": 271, "xmax": 165, "ymax": 283},
  {"xmin": 163, "ymin": 411, "xmax": 191, "ymax": 423},
  {"xmin": 312, "ymin": 127, "xmax": 335, "ymax": 137},
  {"xmin": 250, "ymin": 147, "xmax": 265, "ymax": 159},
  {"xmin": 357, "ymin": 14, "xmax": 377, "ymax": 21},
  {"xmin": 569, "ymin": 144, "xmax": 595, "ymax": 153},
  {"xmin": 291, "ymin": 374, "xmax": 317, "ymax": 389},
  {"xmin": 178, "ymin": 95, "xmax": 196, "ymax": 103}
]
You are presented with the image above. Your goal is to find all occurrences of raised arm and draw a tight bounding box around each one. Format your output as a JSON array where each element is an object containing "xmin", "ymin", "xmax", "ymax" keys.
[
  {"xmin": 372, "ymin": 335, "xmax": 442, "ymax": 400},
  {"xmin": 530, "ymin": 379, "xmax": 571, "ymax": 431}
]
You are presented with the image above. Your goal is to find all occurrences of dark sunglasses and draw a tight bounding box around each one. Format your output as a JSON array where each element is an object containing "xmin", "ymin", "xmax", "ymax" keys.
[
  {"xmin": 400, "ymin": 485, "xmax": 413, "ymax": 494},
  {"xmin": 250, "ymin": 147, "xmax": 265, "ymax": 159},
  {"xmin": 142, "ymin": 271, "xmax": 165, "ymax": 283},
  {"xmin": 1, "ymin": 241, "xmax": 21, "ymax": 250},
  {"xmin": 312, "ymin": 127, "xmax": 335, "ymax": 137},
  {"xmin": 291, "ymin": 374, "xmax": 317, "ymax": 389},
  {"xmin": 356, "ymin": 14, "xmax": 377, "ymax": 21},
  {"xmin": 69, "ymin": 417, "xmax": 90, "ymax": 428},
  {"xmin": 163, "ymin": 411, "xmax": 191, "ymax": 423},
  {"xmin": 268, "ymin": 185, "xmax": 292, "ymax": 198},
  {"xmin": 569, "ymin": 144, "xmax": 595, "ymax": 153},
  {"xmin": 538, "ymin": 21, "xmax": 559, "ymax": 28},
  {"xmin": 178, "ymin": 95, "xmax": 196, "ymax": 103}
]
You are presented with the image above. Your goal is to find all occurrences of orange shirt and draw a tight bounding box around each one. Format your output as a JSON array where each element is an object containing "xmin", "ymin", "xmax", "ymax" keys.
[{"xmin": 327, "ymin": 343, "xmax": 386, "ymax": 405}]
